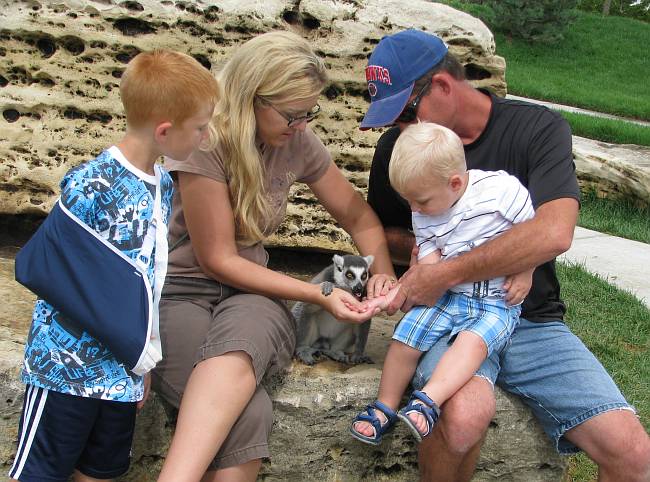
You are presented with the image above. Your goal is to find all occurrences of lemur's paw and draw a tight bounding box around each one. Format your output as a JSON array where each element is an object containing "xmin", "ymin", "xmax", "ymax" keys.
[
  {"xmin": 349, "ymin": 354, "xmax": 373, "ymax": 365},
  {"xmin": 320, "ymin": 281, "xmax": 334, "ymax": 296},
  {"xmin": 295, "ymin": 349, "xmax": 318, "ymax": 365}
]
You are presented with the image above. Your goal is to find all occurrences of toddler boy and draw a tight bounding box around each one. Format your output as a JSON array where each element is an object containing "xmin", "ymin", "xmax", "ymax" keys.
[{"xmin": 351, "ymin": 122, "xmax": 534, "ymax": 444}]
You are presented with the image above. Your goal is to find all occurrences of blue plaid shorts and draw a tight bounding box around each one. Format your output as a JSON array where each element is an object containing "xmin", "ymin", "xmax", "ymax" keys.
[{"xmin": 392, "ymin": 291, "xmax": 521, "ymax": 356}]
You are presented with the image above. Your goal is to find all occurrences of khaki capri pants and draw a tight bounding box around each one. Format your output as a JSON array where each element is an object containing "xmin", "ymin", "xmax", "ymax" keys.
[{"xmin": 151, "ymin": 276, "xmax": 296, "ymax": 469}]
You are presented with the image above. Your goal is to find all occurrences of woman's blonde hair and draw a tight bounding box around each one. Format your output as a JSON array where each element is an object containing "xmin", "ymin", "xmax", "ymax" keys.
[
  {"xmin": 208, "ymin": 30, "xmax": 327, "ymax": 245},
  {"xmin": 389, "ymin": 122, "xmax": 466, "ymax": 194}
]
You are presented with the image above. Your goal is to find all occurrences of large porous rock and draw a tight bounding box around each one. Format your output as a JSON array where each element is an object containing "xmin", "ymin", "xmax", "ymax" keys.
[
  {"xmin": 573, "ymin": 136, "xmax": 650, "ymax": 208},
  {"xmin": 0, "ymin": 321, "xmax": 566, "ymax": 481},
  {"xmin": 0, "ymin": 249, "xmax": 565, "ymax": 481},
  {"xmin": 260, "ymin": 330, "xmax": 567, "ymax": 482},
  {"xmin": 0, "ymin": 0, "xmax": 503, "ymax": 253}
]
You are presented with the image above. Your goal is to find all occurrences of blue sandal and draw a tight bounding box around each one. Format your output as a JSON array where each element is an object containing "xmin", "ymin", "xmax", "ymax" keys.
[
  {"xmin": 350, "ymin": 400, "xmax": 398, "ymax": 446},
  {"xmin": 397, "ymin": 390, "xmax": 441, "ymax": 442}
]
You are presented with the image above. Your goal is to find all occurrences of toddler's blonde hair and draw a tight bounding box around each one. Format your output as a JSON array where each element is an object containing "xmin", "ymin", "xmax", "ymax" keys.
[{"xmin": 389, "ymin": 122, "xmax": 466, "ymax": 194}]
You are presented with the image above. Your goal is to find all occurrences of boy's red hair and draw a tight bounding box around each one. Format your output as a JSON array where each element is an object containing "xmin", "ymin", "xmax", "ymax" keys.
[{"xmin": 120, "ymin": 50, "xmax": 218, "ymax": 128}]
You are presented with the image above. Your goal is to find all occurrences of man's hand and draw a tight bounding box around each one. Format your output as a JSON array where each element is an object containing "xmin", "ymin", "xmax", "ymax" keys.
[{"xmin": 387, "ymin": 263, "xmax": 451, "ymax": 314}]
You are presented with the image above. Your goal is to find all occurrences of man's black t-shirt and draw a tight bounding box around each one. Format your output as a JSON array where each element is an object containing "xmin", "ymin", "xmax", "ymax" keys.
[{"xmin": 367, "ymin": 89, "xmax": 580, "ymax": 322}]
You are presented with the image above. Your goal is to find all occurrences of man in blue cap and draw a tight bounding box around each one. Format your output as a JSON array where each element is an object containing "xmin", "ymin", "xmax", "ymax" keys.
[{"xmin": 362, "ymin": 28, "xmax": 650, "ymax": 481}]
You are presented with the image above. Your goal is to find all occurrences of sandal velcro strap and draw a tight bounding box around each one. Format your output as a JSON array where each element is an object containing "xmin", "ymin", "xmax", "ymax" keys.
[
  {"xmin": 370, "ymin": 400, "xmax": 397, "ymax": 420},
  {"xmin": 397, "ymin": 390, "xmax": 441, "ymax": 442},
  {"xmin": 350, "ymin": 400, "xmax": 398, "ymax": 446},
  {"xmin": 411, "ymin": 390, "xmax": 439, "ymax": 413}
]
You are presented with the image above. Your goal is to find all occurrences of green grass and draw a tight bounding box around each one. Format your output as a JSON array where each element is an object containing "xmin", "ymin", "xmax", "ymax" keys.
[
  {"xmin": 494, "ymin": 12, "xmax": 650, "ymax": 120},
  {"xmin": 558, "ymin": 261, "xmax": 650, "ymax": 480},
  {"xmin": 578, "ymin": 189, "xmax": 650, "ymax": 243},
  {"xmin": 558, "ymin": 110, "xmax": 650, "ymax": 146}
]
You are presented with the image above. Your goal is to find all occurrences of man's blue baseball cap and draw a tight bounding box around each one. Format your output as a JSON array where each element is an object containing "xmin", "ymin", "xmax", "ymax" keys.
[{"xmin": 360, "ymin": 29, "xmax": 448, "ymax": 130}]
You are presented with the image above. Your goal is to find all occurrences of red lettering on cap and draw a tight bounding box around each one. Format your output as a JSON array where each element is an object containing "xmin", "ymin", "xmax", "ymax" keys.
[
  {"xmin": 366, "ymin": 65, "xmax": 391, "ymax": 85},
  {"xmin": 381, "ymin": 67, "xmax": 391, "ymax": 85}
]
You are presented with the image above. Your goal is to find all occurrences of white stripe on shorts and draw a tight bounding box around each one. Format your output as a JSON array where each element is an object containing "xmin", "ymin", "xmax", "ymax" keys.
[{"xmin": 9, "ymin": 385, "xmax": 48, "ymax": 480}]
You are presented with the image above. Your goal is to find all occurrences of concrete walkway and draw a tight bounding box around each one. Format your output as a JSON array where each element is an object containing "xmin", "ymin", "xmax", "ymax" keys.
[
  {"xmin": 560, "ymin": 226, "xmax": 650, "ymax": 309},
  {"xmin": 506, "ymin": 94, "xmax": 650, "ymax": 127}
]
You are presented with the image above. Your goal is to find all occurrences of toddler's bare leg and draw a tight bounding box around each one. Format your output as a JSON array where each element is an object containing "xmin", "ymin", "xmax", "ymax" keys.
[
  {"xmin": 408, "ymin": 331, "xmax": 487, "ymax": 435},
  {"xmin": 353, "ymin": 341, "xmax": 422, "ymax": 437}
]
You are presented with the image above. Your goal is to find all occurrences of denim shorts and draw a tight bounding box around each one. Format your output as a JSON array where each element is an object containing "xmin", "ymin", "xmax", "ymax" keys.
[
  {"xmin": 393, "ymin": 292, "xmax": 520, "ymax": 357},
  {"xmin": 412, "ymin": 318, "xmax": 635, "ymax": 454}
]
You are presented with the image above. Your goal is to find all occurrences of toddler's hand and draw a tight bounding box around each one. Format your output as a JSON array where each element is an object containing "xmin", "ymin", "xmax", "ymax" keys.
[
  {"xmin": 409, "ymin": 244, "xmax": 420, "ymax": 267},
  {"xmin": 137, "ymin": 372, "xmax": 151, "ymax": 410},
  {"xmin": 503, "ymin": 269, "xmax": 533, "ymax": 306},
  {"xmin": 359, "ymin": 284, "xmax": 401, "ymax": 313}
]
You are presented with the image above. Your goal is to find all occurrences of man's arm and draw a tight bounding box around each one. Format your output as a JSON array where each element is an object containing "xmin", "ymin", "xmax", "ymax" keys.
[
  {"xmin": 384, "ymin": 226, "xmax": 415, "ymax": 266},
  {"xmin": 388, "ymin": 197, "xmax": 578, "ymax": 313}
]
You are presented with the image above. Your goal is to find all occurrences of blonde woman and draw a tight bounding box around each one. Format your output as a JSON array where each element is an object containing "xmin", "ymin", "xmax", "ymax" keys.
[{"xmin": 152, "ymin": 31, "xmax": 396, "ymax": 481}]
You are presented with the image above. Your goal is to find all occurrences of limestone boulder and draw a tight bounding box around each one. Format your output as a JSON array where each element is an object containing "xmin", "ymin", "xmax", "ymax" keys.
[
  {"xmin": 0, "ymin": 0, "xmax": 503, "ymax": 253},
  {"xmin": 0, "ymin": 248, "xmax": 566, "ymax": 481},
  {"xmin": 0, "ymin": 324, "xmax": 566, "ymax": 482},
  {"xmin": 573, "ymin": 136, "xmax": 650, "ymax": 208}
]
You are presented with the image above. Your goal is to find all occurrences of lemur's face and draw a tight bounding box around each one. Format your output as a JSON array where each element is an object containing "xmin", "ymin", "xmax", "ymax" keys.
[{"xmin": 332, "ymin": 254, "xmax": 374, "ymax": 298}]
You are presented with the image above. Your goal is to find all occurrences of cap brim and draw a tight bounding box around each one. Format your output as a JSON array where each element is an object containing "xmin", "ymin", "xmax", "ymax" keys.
[{"xmin": 359, "ymin": 83, "xmax": 414, "ymax": 130}]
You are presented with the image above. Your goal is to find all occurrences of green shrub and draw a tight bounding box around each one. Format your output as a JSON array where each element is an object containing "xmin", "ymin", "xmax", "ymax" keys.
[
  {"xmin": 436, "ymin": 0, "xmax": 497, "ymax": 27},
  {"xmin": 577, "ymin": 0, "xmax": 650, "ymax": 22},
  {"xmin": 490, "ymin": 0, "xmax": 579, "ymax": 43}
]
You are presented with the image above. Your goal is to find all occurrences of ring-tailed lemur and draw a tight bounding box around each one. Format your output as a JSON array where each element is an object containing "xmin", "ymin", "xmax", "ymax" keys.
[{"xmin": 293, "ymin": 254, "xmax": 374, "ymax": 365}]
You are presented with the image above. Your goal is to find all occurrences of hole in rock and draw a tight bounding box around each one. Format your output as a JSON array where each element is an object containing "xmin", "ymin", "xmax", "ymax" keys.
[
  {"xmin": 324, "ymin": 83, "xmax": 343, "ymax": 100},
  {"xmin": 3, "ymin": 109, "xmax": 20, "ymax": 122},
  {"xmin": 120, "ymin": 1, "xmax": 144, "ymax": 11},
  {"xmin": 464, "ymin": 63, "xmax": 491, "ymax": 81},
  {"xmin": 36, "ymin": 37, "xmax": 57, "ymax": 58},
  {"xmin": 282, "ymin": 10, "xmax": 299, "ymax": 24},
  {"xmin": 114, "ymin": 17, "xmax": 156, "ymax": 36},
  {"xmin": 115, "ymin": 46, "xmax": 141, "ymax": 63},
  {"xmin": 192, "ymin": 54, "xmax": 211, "ymax": 70},
  {"xmin": 61, "ymin": 36, "xmax": 85, "ymax": 55},
  {"xmin": 63, "ymin": 108, "xmax": 85, "ymax": 120},
  {"xmin": 302, "ymin": 16, "xmax": 320, "ymax": 29},
  {"xmin": 87, "ymin": 111, "xmax": 113, "ymax": 124}
]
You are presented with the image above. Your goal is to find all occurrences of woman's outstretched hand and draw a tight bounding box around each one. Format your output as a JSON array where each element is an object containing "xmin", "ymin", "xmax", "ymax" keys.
[{"xmin": 322, "ymin": 287, "xmax": 379, "ymax": 323}]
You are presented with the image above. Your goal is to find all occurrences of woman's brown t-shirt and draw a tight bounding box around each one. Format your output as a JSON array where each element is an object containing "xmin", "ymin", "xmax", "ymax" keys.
[{"xmin": 164, "ymin": 128, "xmax": 331, "ymax": 279}]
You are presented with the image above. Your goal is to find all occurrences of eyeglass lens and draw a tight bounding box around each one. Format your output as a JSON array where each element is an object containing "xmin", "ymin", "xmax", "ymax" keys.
[
  {"xmin": 287, "ymin": 105, "xmax": 320, "ymax": 127},
  {"xmin": 394, "ymin": 80, "xmax": 430, "ymax": 124}
]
